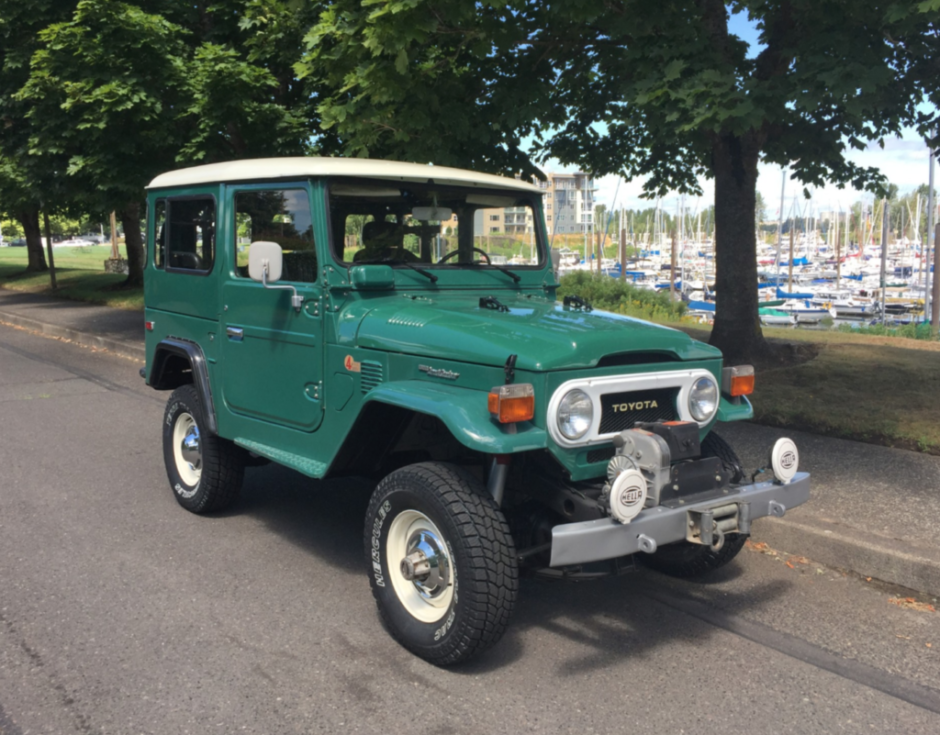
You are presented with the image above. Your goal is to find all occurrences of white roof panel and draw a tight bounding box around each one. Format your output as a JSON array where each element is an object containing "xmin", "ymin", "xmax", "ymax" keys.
[{"xmin": 147, "ymin": 156, "xmax": 542, "ymax": 194}]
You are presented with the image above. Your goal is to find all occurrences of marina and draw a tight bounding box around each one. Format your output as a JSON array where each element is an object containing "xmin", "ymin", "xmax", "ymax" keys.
[{"xmin": 551, "ymin": 183, "xmax": 939, "ymax": 333}]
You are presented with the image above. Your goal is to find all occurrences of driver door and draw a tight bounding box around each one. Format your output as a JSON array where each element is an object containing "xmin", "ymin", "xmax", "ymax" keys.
[{"xmin": 220, "ymin": 183, "xmax": 324, "ymax": 432}]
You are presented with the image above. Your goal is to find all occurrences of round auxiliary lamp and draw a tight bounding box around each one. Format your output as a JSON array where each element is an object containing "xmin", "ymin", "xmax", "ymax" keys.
[{"xmin": 770, "ymin": 438, "xmax": 799, "ymax": 484}]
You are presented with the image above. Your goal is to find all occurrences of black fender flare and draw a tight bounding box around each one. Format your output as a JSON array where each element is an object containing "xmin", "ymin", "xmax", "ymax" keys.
[{"xmin": 149, "ymin": 338, "xmax": 219, "ymax": 435}]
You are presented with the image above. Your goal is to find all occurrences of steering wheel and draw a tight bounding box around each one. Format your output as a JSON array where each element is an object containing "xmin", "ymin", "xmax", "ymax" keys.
[{"xmin": 437, "ymin": 247, "xmax": 491, "ymax": 265}]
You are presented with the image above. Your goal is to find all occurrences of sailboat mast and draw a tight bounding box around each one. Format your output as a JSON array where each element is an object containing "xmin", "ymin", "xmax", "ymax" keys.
[{"xmin": 775, "ymin": 167, "xmax": 787, "ymax": 286}]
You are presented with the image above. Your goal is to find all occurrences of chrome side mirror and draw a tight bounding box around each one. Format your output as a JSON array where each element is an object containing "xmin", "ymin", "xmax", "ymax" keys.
[{"xmin": 247, "ymin": 241, "xmax": 303, "ymax": 312}]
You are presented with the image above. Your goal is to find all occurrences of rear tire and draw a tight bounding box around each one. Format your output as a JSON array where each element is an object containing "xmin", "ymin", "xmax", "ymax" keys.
[
  {"xmin": 640, "ymin": 431, "xmax": 747, "ymax": 577},
  {"xmin": 364, "ymin": 462, "xmax": 518, "ymax": 665},
  {"xmin": 162, "ymin": 384, "xmax": 245, "ymax": 513}
]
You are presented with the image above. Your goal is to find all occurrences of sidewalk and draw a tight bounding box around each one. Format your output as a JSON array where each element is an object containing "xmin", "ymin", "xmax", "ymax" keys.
[
  {"xmin": 3, "ymin": 288, "xmax": 940, "ymax": 596},
  {"xmin": 0, "ymin": 289, "xmax": 144, "ymax": 360}
]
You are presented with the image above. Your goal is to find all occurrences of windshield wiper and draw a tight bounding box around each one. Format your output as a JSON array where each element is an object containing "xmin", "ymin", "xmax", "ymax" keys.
[
  {"xmin": 355, "ymin": 257, "xmax": 438, "ymax": 283},
  {"xmin": 465, "ymin": 262, "xmax": 521, "ymax": 283}
]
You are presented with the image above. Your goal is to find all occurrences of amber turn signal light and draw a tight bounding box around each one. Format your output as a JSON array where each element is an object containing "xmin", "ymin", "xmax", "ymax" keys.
[
  {"xmin": 488, "ymin": 383, "xmax": 535, "ymax": 424},
  {"xmin": 722, "ymin": 365, "xmax": 755, "ymax": 397}
]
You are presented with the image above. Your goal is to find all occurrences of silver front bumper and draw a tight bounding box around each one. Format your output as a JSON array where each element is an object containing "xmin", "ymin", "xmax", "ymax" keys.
[{"xmin": 549, "ymin": 472, "xmax": 811, "ymax": 567}]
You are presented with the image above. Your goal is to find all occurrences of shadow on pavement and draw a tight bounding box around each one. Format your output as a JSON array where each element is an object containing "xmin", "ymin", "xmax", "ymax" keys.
[{"xmin": 232, "ymin": 461, "xmax": 792, "ymax": 674}]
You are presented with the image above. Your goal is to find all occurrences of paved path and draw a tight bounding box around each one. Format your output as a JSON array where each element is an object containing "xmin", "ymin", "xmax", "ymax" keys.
[
  {"xmin": 2, "ymin": 287, "xmax": 940, "ymax": 596},
  {"xmin": 1, "ymin": 324, "xmax": 939, "ymax": 734},
  {"xmin": 0, "ymin": 289, "xmax": 143, "ymax": 359}
]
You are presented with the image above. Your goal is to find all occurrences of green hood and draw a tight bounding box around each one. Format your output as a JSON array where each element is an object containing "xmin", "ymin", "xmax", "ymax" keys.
[{"xmin": 353, "ymin": 295, "xmax": 720, "ymax": 370}]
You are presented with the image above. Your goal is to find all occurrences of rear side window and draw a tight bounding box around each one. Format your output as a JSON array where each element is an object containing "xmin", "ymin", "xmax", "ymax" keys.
[
  {"xmin": 152, "ymin": 199, "xmax": 166, "ymax": 268},
  {"xmin": 167, "ymin": 197, "xmax": 215, "ymax": 272},
  {"xmin": 234, "ymin": 189, "xmax": 316, "ymax": 283}
]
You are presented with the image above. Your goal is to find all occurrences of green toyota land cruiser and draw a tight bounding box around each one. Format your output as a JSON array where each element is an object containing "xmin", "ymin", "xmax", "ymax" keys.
[{"xmin": 142, "ymin": 157, "xmax": 810, "ymax": 665}]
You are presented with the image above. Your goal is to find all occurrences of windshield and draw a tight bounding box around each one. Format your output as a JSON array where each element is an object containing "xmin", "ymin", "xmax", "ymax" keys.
[{"xmin": 328, "ymin": 178, "xmax": 544, "ymax": 268}]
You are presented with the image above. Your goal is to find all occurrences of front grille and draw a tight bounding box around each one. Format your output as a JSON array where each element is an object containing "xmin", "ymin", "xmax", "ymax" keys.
[
  {"xmin": 598, "ymin": 387, "xmax": 678, "ymax": 434},
  {"xmin": 360, "ymin": 361, "xmax": 384, "ymax": 393},
  {"xmin": 586, "ymin": 445, "xmax": 616, "ymax": 464}
]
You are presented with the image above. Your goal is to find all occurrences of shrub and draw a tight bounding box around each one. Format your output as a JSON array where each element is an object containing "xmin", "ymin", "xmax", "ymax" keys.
[{"xmin": 557, "ymin": 271, "xmax": 687, "ymax": 322}]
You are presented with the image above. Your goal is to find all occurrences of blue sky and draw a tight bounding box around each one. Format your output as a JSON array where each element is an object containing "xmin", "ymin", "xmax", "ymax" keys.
[{"xmin": 540, "ymin": 10, "xmax": 937, "ymax": 219}]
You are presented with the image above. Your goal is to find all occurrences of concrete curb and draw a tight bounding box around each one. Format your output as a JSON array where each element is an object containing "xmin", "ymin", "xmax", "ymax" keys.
[
  {"xmin": 753, "ymin": 514, "xmax": 940, "ymax": 598},
  {"xmin": 0, "ymin": 309, "xmax": 145, "ymax": 361},
  {"xmin": 2, "ymin": 306, "xmax": 938, "ymax": 597}
]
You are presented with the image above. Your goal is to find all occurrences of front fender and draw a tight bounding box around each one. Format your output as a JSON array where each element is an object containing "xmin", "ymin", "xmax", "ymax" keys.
[
  {"xmin": 716, "ymin": 395, "xmax": 753, "ymax": 423},
  {"xmin": 364, "ymin": 381, "xmax": 547, "ymax": 454}
]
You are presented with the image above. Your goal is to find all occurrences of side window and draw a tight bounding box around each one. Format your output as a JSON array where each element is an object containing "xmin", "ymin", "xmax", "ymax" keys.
[
  {"xmin": 153, "ymin": 198, "xmax": 166, "ymax": 268},
  {"xmin": 235, "ymin": 189, "xmax": 316, "ymax": 283},
  {"xmin": 167, "ymin": 197, "xmax": 215, "ymax": 272}
]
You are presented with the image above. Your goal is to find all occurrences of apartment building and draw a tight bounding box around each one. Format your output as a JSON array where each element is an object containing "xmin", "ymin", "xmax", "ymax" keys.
[
  {"xmin": 538, "ymin": 172, "xmax": 595, "ymax": 235},
  {"xmin": 469, "ymin": 171, "xmax": 595, "ymax": 235}
]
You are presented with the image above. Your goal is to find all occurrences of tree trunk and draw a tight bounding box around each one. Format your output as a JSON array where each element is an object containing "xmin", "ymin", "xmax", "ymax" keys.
[
  {"xmin": 119, "ymin": 202, "xmax": 144, "ymax": 288},
  {"xmin": 708, "ymin": 132, "xmax": 772, "ymax": 364},
  {"xmin": 17, "ymin": 209, "xmax": 47, "ymax": 272}
]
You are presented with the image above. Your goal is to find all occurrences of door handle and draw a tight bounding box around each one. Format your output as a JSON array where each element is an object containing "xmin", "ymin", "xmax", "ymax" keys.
[{"xmin": 226, "ymin": 327, "xmax": 244, "ymax": 341}]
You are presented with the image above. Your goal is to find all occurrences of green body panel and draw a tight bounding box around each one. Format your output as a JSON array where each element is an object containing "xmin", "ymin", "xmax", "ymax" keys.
[
  {"xmin": 352, "ymin": 292, "xmax": 719, "ymax": 370},
  {"xmin": 717, "ymin": 395, "xmax": 754, "ymax": 423},
  {"xmin": 219, "ymin": 278, "xmax": 324, "ymax": 432},
  {"xmin": 144, "ymin": 173, "xmax": 747, "ymax": 486},
  {"xmin": 363, "ymin": 381, "xmax": 548, "ymax": 454},
  {"xmin": 145, "ymin": 185, "xmax": 222, "ymax": 322}
]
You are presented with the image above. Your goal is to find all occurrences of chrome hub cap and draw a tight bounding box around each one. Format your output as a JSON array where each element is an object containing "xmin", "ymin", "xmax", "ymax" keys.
[
  {"xmin": 387, "ymin": 510, "xmax": 454, "ymax": 623},
  {"xmin": 172, "ymin": 413, "xmax": 202, "ymax": 488}
]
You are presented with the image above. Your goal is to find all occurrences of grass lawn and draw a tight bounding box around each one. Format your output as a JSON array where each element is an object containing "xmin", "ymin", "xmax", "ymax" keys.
[
  {"xmin": 0, "ymin": 245, "xmax": 143, "ymax": 310},
  {"xmin": 751, "ymin": 327, "xmax": 940, "ymax": 455},
  {"xmin": 678, "ymin": 323, "xmax": 940, "ymax": 455}
]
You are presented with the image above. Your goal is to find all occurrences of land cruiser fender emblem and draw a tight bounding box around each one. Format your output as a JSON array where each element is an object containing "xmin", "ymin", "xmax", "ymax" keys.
[
  {"xmin": 419, "ymin": 364, "xmax": 460, "ymax": 380},
  {"xmin": 344, "ymin": 355, "xmax": 361, "ymax": 373}
]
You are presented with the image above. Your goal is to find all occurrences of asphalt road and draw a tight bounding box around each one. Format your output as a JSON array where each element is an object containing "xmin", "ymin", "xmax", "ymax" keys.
[{"xmin": 2, "ymin": 323, "xmax": 940, "ymax": 735}]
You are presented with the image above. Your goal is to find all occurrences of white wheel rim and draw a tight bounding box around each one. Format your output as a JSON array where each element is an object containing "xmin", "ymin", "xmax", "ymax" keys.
[
  {"xmin": 172, "ymin": 412, "xmax": 202, "ymax": 490},
  {"xmin": 386, "ymin": 510, "xmax": 454, "ymax": 623}
]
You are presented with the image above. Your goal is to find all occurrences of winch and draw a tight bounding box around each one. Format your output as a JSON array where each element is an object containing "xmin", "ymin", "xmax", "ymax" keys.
[{"xmin": 602, "ymin": 421, "xmax": 709, "ymax": 524}]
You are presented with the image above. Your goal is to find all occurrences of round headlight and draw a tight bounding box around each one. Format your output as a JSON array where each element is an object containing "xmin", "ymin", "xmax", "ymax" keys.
[
  {"xmin": 688, "ymin": 377, "xmax": 718, "ymax": 422},
  {"xmin": 557, "ymin": 389, "xmax": 594, "ymax": 440}
]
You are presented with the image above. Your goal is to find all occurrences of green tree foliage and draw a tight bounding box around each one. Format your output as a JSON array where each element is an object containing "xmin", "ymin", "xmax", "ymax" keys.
[
  {"xmin": 304, "ymin": 0, "xmax": 939, "ymax": 362},
  {"xmin": 9, "ymin": 0, "xmax": 322, "ymax": 287},
  {"xmin": 0, "ymin": 0, "xmax": 77, "ymax": 273},
  {"xmin": 296, "ymin": 0, "xmax": 548, "ymax": 178}
]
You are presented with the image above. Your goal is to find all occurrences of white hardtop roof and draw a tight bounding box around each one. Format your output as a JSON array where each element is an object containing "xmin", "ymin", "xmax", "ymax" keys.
[{"xmin": 147, "ymin": 156, "xmax": 542, "ymax": 194}]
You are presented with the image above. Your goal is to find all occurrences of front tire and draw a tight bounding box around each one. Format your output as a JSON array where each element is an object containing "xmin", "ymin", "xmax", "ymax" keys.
[
  {"xmin": 364, "ymin": 462, "xmax": 518, "ymax": 665},
  {"xmin": 640, "ymin": 431, "xmax": 747, "ymax": 578},
  {"xmin": 162, "ymin": 384, "xmax": 245, "ymax": 513}
]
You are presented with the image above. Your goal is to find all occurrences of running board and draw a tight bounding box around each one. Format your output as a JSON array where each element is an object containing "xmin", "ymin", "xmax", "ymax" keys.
[{"xmin": 234, "ymin": 438, "xmax": 328, "ymax": 479}]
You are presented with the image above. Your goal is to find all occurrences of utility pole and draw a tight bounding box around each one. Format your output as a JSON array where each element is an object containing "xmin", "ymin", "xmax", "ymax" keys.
[
  {"xmin": 788, "ymin": 225, "xmax": 795, "ymax": 293},
  {"xmin": 880, "ymin": 200, "xmax": 888, "ymax": 326},
  {"xmin": 775, "ymin": 167, "xmax": 786, "ymax": 287},
  {"xmin": 42, "ymin": 208, "xmax": 57, "ymax": 290},
  {"xmin": 834, "ymin": 210, "xmax": 841, "ymax": 290},
  {"xmin": 933, "ymin": 222, "xmax": 940, "ymax": 334},
  {"xmin": 670, "ymin": 229, "xmax": 677, "ymax": 301},
  {"xmin": 110, "ymin": 211, "xmax": 120, "ymax": 260},
  {"xmin": 927, "ymin": 139, "xmax": 936, "ymax": 330}
]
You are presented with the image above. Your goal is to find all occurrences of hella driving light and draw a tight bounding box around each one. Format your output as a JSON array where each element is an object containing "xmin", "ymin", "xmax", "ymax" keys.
[
  {"xmin": 688, "ymin": 376, "xmax": 718, "ymax": 422},
  {"xmin": 557, "ymin": 389, "xmax": 593, "ymax": 440},
  {"xmin": 771, "ymin": 437, "xmax": 799, "ymax": 484}
]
